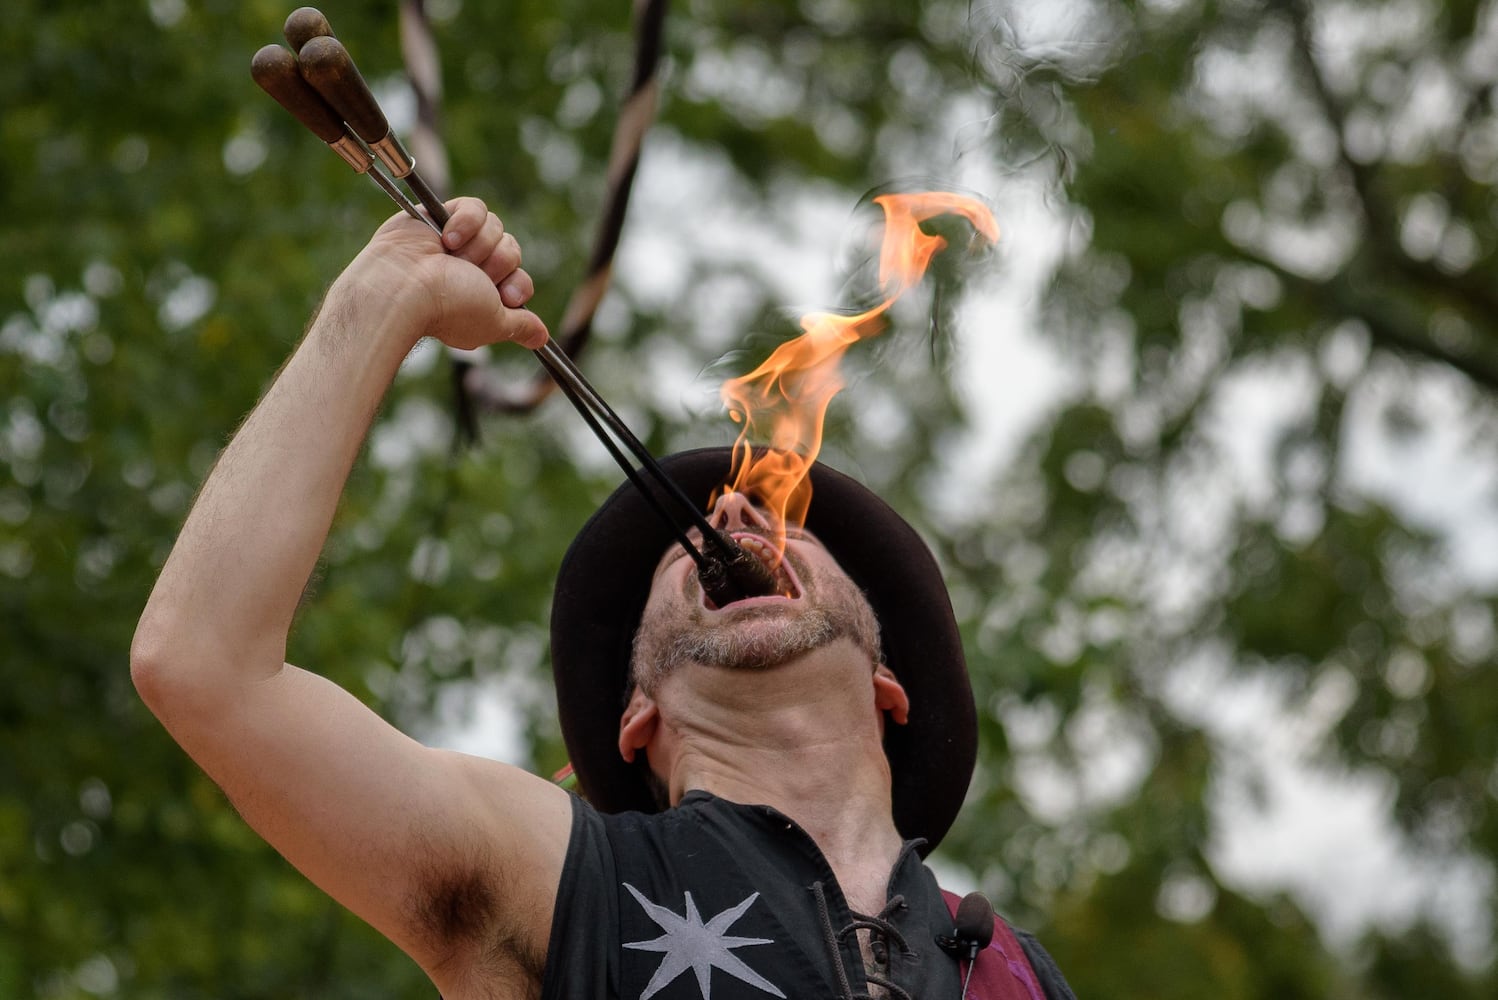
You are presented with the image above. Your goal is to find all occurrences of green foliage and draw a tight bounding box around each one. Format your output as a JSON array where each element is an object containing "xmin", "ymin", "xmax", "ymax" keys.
[{"xmin": 5, "ymin": 0, "xmax": 1498, "ymax": 996}]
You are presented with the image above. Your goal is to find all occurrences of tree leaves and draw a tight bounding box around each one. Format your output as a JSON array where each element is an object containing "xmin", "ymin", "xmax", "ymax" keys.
[{"xmin": 6, "ymin": 0, "xmax": 1497, "ymax": 996}]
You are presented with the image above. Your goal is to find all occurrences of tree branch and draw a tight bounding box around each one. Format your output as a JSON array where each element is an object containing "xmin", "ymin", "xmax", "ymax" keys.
[
  {"xmin": 1246, "ymin": 248, "xmax": 1498, "ymax": 392},
  {"xmin": 1270, "ymin": 0, "xmax": 1498, "ymax": 388}
]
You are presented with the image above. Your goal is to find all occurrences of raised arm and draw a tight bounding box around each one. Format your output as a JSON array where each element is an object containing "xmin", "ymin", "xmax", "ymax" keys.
[{"xmin": 130, "ymin": 198, "xmax": 572, "ymax": 994}]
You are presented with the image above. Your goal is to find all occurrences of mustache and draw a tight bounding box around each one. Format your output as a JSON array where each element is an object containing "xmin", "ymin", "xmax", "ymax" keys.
[{"xmin": 630, "ymin": 569, "xmax": 883, "ymax": 694}]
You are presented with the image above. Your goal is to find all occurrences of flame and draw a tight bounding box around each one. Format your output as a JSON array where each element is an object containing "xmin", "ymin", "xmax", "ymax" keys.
[{"xmin": 717, "ymin": 191, "xmax": 999, "ymax": 544}]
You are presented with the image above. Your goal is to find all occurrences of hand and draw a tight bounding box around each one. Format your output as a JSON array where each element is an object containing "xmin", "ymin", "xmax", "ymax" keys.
[{"xmin": 336, "ymin": 196, "xmax": 550, "ymax": 351}]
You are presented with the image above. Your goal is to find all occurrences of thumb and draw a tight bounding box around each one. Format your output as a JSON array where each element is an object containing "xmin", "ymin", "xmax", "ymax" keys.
[{"xmin": 495, "ymin": 305, "xmax": 550, "ymax": 350}]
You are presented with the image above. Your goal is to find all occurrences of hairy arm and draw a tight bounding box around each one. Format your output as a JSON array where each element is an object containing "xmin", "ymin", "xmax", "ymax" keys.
[{"xmin": 131, "ymin": 199, "xmax": 571, "ymax": 990}]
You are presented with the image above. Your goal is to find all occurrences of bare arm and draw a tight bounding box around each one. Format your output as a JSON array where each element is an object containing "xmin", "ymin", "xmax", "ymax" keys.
[{"xmin": 131, "ymin": 199, "xmax": 572, "ymax": 991}]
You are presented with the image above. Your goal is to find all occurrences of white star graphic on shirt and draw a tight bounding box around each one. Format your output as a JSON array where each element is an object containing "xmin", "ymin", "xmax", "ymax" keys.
[{"xmin": 622, "ymin": 883, "xmax": 787, "ymax": 1000}]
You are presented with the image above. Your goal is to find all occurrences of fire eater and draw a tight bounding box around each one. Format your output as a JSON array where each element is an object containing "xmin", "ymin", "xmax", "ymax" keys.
[{"xmin": 132, "ymin": 198, "xmax": 1076, "ymax": 1000}]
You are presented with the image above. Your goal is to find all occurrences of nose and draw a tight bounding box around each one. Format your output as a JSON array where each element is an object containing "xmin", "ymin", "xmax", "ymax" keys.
[
  {"xmin": 707, "ymin": 491, "xmax": 772, "ymax": 534},
  {"xmin": 702, "ymin": 491, "xmax": 783, "ymax": 600}
]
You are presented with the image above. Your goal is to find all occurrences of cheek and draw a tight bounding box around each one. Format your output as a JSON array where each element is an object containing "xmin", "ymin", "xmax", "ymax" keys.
[
  {"xmin": 636, "ymin": 591, "xmax": 670, "ymax": 642},
  {"xmin": 637, "ymin": 570, "xmax": 693, "ymax": 634},
  {"xmin": 796, "ymin": 554, "xmax": 846, "ymax": 600}
]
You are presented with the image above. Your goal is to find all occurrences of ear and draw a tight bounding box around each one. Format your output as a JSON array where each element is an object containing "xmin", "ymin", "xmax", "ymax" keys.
[
  {"xmin": 618, "ymin": 688, "xmax": 661, "ymax": 763},
  {"xmin": 873, "ymin": 665, "xmax": 910, "ymax": 726}
]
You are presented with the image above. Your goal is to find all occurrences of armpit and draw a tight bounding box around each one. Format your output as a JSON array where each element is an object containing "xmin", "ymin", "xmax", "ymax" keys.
[{"xmin": 408, "ymin": 853, "xmax": 545, "ymax": 989}]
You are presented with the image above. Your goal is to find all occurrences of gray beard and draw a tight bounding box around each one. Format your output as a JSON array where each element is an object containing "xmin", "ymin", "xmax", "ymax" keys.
[
  {"xmin": 630, "ymin": 572, "xmax": 882, "ymax": 695},
  {"xmin": 659, "ymin": 607, "xmax": 839, "ymax": 672}
]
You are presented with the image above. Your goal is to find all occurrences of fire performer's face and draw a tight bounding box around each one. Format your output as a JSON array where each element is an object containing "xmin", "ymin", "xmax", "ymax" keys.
[{"xmin": 629, "ymin": 492, "xmax": 883, "ymax": 696}]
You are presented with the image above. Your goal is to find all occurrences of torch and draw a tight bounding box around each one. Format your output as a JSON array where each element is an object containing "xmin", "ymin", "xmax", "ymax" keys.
[{"xmin": 251, "ymin": 8, "xmax": 776, "ymax": 605}]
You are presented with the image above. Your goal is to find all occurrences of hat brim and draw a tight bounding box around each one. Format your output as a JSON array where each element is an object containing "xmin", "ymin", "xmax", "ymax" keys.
[{"xmin": 550, "ymin": 447, "xmax": 975, "ymax": 851}]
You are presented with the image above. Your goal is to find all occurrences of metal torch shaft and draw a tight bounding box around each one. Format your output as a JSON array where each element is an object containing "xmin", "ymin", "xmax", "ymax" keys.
[
  {"xmin": 279, "ymin": 14, "xmax": 733, "ymax": 549},
  {"xmin": 253, "ymin": 9, "xmax": 776, "ymax": 601}
]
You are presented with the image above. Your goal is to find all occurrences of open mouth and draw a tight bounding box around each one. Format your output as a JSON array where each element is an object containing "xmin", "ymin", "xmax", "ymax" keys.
[{"xmin": 701, "ymin": 532, "xmax": 803, "ymax": 610}]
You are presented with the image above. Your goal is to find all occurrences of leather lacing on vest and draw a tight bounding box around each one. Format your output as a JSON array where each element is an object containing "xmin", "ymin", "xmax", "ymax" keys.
[{"xmin": 812, "ymin": 882, "xmax": 915, "ymax": 1000}]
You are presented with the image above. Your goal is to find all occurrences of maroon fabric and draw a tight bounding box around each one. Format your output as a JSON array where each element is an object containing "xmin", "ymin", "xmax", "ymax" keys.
[{"xmin": 941, "ymin": 890, "xmax": 1045, "ymax": 1000}]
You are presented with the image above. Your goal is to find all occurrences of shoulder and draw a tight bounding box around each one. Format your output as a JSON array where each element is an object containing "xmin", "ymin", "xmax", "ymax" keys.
[
  {"xmin": 1010, "ymin": 926, "xmax": 1078, "ymax": 1000},
  {"xmin": 540, "ymin": 796, "xmax": 681, "ymax": 1000},
  {"xmin": 936, "ymin": 887, "xmax": 1078, "ymax": 1000},
  {"xmin": 541, "ymin": 797, "xmax": 763, "ymax": 938}
]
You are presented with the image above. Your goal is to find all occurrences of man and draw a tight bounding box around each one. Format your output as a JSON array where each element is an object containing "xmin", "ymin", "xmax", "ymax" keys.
[{"xmin": 133, "ymin": 200, "xmax": 1075, "ymax": 999}]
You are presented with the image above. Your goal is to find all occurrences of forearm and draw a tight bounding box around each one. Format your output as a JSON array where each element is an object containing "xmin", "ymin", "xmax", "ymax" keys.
[
  {"xmin": 133, "ymin": 198, "xmax": 545, "ymax": 722},
  {"xmin": 133, "ymin": 276, "xmax": 417, "ymax": 699},
  {"xmin": 125, "ymin": 198, "xmax": 565, "ymax": 986}
]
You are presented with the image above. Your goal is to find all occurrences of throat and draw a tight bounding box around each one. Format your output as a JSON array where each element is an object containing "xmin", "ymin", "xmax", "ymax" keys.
[
  {"xmin": 673, "ymin": 715, "xmax": 893, "ymax": 829},
  {"xmin": 833, "ymin": 857, "xmax": 904, "ymax": 918}
]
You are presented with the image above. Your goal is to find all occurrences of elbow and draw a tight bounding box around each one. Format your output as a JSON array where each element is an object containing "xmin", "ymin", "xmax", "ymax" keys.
[
  {"xmin": 130, "ymin": 608, "xmax": 281, "ymax": 719},
  {"xmin": 130, "ymin": 611, "xmax": 229, "ymax": 743},
  {"xmin": 129, "ymin": 608, "xmax": 210, "ymax": 715},
  {"xmin": 130, "ymin": 613, "xmax": 179, "ymax": 714}
]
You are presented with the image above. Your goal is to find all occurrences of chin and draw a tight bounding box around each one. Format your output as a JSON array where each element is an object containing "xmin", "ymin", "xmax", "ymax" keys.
[{"xmin": 685, "ymin": 610, "xmax": 841, "ymax": 674}]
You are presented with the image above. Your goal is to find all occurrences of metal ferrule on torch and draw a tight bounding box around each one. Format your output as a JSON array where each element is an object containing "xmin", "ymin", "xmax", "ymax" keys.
[
  {"xmin": 329, "ymin": 134, "xmax": 375, "ymax": 173},
  {"xmin": 369, "ymin": 134, "xmax": 415, "ymax": 179}
]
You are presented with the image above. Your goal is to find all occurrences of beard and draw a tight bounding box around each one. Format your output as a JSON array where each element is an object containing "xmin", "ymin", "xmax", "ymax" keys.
[{"xmin": 629, "ymin": 563, "xmax": 882, "ymax": 696}]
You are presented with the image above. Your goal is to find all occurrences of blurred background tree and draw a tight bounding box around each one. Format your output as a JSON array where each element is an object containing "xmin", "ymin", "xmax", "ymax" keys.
[{"xmin": 3, "ymin": 0, "xmax": 1495, "ymax": 996}]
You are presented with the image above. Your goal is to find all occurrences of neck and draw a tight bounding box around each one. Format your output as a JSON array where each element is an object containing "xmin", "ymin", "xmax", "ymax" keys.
[{"xmin": 654, "ymin": 641, "xmax": 906, "ymax": 904}]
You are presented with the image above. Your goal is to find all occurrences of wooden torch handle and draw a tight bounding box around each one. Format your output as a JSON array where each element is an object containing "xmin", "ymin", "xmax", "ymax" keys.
[
  {"xmin": 251, "ymin": 43, "xmax": 345, "ymax": 145},
  {"xmin": 283, "ymin": 6, "xmax": 334, "ymax": 52},
  {"xmin": 296, "ymin": 35, "xmax": 390, "ymax": 147}
]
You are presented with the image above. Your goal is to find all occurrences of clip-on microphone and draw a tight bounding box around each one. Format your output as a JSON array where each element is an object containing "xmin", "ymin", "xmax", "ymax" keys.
[{"xmin": 937, "ymin": 891, "xmax": 995, "ymax": 997}]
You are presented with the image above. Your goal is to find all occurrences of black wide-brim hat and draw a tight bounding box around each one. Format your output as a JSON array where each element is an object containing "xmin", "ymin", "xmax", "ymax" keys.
[{"xmin": 550, "ymin": 447, "xmax": 976, "ymax": 851}]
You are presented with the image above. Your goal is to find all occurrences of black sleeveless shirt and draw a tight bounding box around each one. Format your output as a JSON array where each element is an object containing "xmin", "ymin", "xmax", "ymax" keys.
[{"xmin": 542, "ymin": 791, "xmax": 975, "ymax": 1000}]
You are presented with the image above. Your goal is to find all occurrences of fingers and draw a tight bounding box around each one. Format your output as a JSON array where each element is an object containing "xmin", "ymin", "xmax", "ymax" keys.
[
  {"xmin": 479, "ymin": 261, "xmax": 544, "ymax": 348},
  {"xmin": 498, "ymin": 267, "xmax": 534, "ymax": 309},
  {"xmin": 441, "ymin": 197, "xmax": 527, "ymax": 289},
  {"xmin": 478, "ymin": 233, "xmax": 523, "ymax": 286},
  {"xmin": 376, "ymin": 196, "xmax": 548, "ymax": 350},
  {"xmin": 437, "ymin": 194, "xmax": 503, "ymax": 257},
  {"xmin": 439, "ymin": 196, "xmax": 494, "ymax": 250}
]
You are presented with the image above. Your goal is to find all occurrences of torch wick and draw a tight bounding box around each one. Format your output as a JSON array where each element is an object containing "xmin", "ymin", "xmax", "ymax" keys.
[{"xmin": 716, "ymin": 533, "xmax": 778, "ymax": 599}]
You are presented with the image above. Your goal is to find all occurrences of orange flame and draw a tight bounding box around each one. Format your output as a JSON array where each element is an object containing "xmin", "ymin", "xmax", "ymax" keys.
[{"xmin": 718, "ymin": 191, "xmax": 999, "ymax": 541}]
